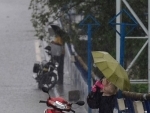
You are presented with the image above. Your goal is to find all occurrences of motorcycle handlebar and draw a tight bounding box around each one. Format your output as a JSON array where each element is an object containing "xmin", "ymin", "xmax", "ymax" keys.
[
  {"xmin": 70, "ymin": 109, "xmax": 75, "ymax": 113},
  {"xmin": 45, "ymin": 51, "xmax": 51, "ymax": 56},
  {"xmin": 39, "ymin": 100, "xmax": 47, "ymax": 103}
]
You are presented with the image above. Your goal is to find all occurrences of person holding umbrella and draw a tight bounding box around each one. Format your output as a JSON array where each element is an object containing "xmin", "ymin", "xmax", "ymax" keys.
[
  {"xmin": 87, "ymin": 51, "xmax": 130, "ymax": 113},
  {"xmin": 87, "ymin": 77, "xmax": 118, "ymax": 113}
]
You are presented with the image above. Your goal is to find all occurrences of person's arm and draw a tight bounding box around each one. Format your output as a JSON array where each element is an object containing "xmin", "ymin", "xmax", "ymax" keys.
[
  {"xmin": 92, "ymin": 80, "xmax": 104, "ymax": 92},
  {"xmin": 87, "ymin": 89, "xmax": 102, "ymax": 109}
]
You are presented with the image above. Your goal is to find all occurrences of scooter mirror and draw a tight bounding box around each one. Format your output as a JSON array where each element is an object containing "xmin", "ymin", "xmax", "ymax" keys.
[
  {"xmin": 42, "ymin": 86, "xmax": 49, "ymax": 93},
  {"xmin": 75, "ymin": 101, "xmax": 85, "ymax": 106},
  {"xmin": 68, "ymin": 90, "xmax": 80, "ymax": 101}
]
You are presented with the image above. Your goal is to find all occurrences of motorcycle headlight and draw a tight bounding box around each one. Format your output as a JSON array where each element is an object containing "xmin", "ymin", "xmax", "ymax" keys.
[{"xmin": 55, "ymin": 62, "xmax": 59, "ymax": 68}]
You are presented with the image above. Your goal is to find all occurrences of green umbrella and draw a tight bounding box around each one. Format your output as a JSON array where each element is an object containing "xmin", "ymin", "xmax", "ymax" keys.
[{"xmin": 92, "ymin": 51, "xmax": 130, "ymax": 91}]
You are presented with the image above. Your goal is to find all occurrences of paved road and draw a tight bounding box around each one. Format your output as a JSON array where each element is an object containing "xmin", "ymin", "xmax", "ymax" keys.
[{"xmin": 0, "ymin": 0, "xmax": 49, "ymax": 113}]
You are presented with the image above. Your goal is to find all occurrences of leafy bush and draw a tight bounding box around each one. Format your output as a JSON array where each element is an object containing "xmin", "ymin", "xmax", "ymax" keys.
[{"xmin": 130, "ymin": 84, "xmax": 148, "ymax": 93}]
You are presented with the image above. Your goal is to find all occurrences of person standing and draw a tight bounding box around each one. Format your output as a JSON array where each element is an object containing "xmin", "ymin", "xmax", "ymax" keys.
[{"xmin": 87, "ymin": 78, "xmax": 118, "ymax": 113}]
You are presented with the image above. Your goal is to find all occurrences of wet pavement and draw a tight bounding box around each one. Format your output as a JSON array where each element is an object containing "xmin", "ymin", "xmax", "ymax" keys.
[{"xmin": 0, "ymin": 0, "xmax": 48, "ymax": 113}]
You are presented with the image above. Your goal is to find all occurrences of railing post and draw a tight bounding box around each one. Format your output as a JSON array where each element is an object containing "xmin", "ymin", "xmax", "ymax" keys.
[
  {"xmin": 87, "ymin": 24, "xmax": 92, "ymax": 93},
  {"xmin": 79, "ymin": 15, "xmax": 100, "ymax": 113}
]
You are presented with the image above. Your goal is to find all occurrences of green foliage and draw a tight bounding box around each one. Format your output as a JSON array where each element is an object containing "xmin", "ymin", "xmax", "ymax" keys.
[{"xmin": 130, "ymin": 84, "xmax": 148, "ymax": 93}]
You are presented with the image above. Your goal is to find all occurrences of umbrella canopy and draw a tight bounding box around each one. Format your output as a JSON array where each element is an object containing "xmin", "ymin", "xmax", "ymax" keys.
[
  {"xmin": 51, "ymin": 25, "xmax": 68, "ymax": 37},
  {"xmin": 92, "ymin": 51, "xmax": 130, "ymax": 91},
  {"xmin": 50, "ymin": 25, "xmax": 70, "ymax": 43},
  {"xmin": 50, "ymin": 25, "xmax": 62, "ymax": 34}
]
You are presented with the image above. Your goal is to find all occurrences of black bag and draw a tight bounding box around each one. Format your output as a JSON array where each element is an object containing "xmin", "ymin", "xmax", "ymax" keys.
[{"xmin": 87, "ymin": 90, "xmax": 102, "ymax": 109}]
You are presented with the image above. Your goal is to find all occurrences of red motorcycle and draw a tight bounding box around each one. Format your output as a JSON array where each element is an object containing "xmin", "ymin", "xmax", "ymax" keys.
[{"xmin": 40, "ymin": 87, "xmax": 85, "ymax": 113}]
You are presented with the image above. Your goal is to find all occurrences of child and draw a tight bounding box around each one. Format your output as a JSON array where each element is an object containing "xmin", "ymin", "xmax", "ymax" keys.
[{"xmin": 91, "ymin": 78, "xmax": 118, "ymax": 113}]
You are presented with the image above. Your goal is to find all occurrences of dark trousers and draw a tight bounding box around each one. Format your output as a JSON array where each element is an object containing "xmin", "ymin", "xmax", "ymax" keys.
[{"xmin": 53, "ymin": 54, "xmax": 64, "ymax": 84}]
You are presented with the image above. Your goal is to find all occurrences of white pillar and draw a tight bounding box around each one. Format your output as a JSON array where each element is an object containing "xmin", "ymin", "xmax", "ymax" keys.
[
  {"xmin": 148, "ymin": 0, "xmax": 150, "ymax": 92},
  {"xmin": 116, "ymin": 0, "xmax": 121, "ymax": 61}
]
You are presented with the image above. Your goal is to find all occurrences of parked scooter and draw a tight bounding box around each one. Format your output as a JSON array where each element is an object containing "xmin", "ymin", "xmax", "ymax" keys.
[
  {"xmin": 40, "ymin": 87, "xmax": 85, "ymax": 113},
  {"xmin": 32, "ymin": 45, "xmax": 58, "ymax": 89}
]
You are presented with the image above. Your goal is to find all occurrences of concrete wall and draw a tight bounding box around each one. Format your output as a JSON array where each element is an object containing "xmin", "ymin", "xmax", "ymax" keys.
[{"xmin": 64, "ymin": 43, "xmax": 89, "ymax": 111}]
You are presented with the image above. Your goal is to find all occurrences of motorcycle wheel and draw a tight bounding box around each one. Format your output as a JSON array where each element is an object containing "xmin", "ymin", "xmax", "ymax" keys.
[
  {"xmin": 37, "ymin": 74, "xmax": 45, "ymax": 89},
  {"xmin": 45, "ymin": 72, "xmax": 58, "ymax": 90},
  {"xmin": 38, "ymin": 72, "xmax": 57, "ymax": 90}
]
